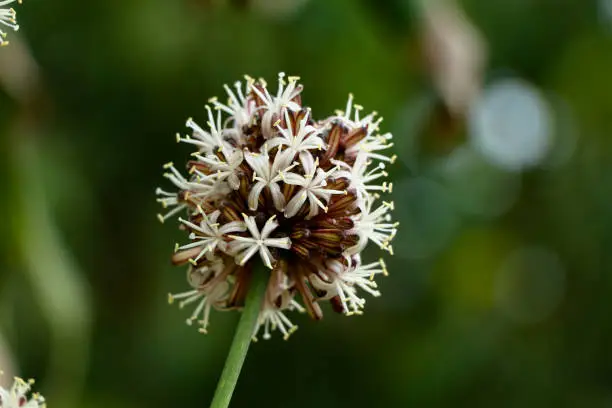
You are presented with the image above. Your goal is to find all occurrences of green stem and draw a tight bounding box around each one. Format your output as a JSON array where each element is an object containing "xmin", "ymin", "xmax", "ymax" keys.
[{"xmin": 209, "ymin": 263, "xmax": 268, "ymax": 408}]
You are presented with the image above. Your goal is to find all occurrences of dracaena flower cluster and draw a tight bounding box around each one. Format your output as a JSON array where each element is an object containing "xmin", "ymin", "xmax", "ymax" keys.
[
  {"xmin": 0, "ymin": 0, "xmax": 21, "ymax": 47},
  {"xmin": 157, "ymin": 73, "xmax": 397, "ymax": 340},
  {"xmin": 0, "ymin": 374, "xmax": 46, "ymax": 408}
]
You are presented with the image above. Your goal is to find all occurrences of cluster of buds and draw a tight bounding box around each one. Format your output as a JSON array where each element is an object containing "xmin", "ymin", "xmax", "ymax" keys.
[
  {"xmin": 0, "ymin": 0, "xmax": 21, "ymax": 47},
  {"xmin": 157, "ymin": 73, "xmax": 397, "ymax": 340},
  {"xmin": 0, "ymin": 373, "xmax": 46, "ymax": 408}
]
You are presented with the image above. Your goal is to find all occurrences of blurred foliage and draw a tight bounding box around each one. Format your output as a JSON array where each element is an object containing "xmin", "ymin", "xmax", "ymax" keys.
[{"xmin": 1, "ymin": 0, "xmax": 612, "ymax": 407}]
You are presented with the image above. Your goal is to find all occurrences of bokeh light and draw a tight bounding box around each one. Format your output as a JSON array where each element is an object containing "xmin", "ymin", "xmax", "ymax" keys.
[
  {"xmin": 599, "ymin": 0, "xmax": 612, "ymax": 28},
  {"xmin": 469, "ymin": 77, "xmax": 554, "ymax": 172}
]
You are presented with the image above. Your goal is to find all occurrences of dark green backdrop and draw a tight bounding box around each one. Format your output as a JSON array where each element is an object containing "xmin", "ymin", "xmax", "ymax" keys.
[{"xmin": 1, "ymin": 0, "xmax": 611, "ymax": 407}]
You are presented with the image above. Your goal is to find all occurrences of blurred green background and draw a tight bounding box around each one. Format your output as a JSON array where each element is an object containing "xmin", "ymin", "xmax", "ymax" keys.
[{"xmin": 1, "ymin": 0, "xmax": 612, "ymax": 406}]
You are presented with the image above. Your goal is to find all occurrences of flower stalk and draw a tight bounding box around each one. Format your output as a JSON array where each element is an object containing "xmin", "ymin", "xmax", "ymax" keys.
[{"xmin": 209, "ymin": 262, "xmax": 268, "ymax": 408}]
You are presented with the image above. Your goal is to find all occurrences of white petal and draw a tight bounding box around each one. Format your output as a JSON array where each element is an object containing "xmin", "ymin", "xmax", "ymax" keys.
[
  {"xmin": 242, "ymin": 215, "xmax": 261, "ymax": 239},
  {"xmin": 282, "ymin": 172, "xmax": 305, "ymax": 186},
  {"xmin": 285, "ymin": 190, "xmax": 308, "ymax": 218},
  {"xmin": 219, "ymin": 221, "xmax": 247, "ymax": 235},
  {"xmin": 248, "ymin": 181, "xmax": 266, "ymax": 210},
  {"xmin": 269, "ymin": 183, "xmax": 286, "ymax": 211},
  {"xmin": 260, "ymin": 216, "xmax": 279, "ymax": 239},
  {"xmin": 258, "ymin": 246, "xmax": 275, "ymax": 269},
  {"xmin": 237, "ymin": 244, "xmax": 260, "ymax": 266},
  {"xmin": 264, "ymin": 237, "xmax": 292, "ymax": 249},
  {"xmin": 299, "ymin": 151, "xmax": 316, "ymax": 172}
]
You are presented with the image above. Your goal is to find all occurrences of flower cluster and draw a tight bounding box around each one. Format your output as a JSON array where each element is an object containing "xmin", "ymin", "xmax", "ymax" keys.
[
  {"xmin": 0, "ymin": 0, "xmax": 21, "ymax": 47},
  {"xmin": 0, "ymin": 373, "xmax": 46, "ymax": 408},
  {"xmin": 157, "ymin": 73, "xmax": 397, "ymax": 340}
]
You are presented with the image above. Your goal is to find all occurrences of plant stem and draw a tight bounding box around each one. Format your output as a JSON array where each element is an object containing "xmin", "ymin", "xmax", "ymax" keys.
[{"xmin": 209, "ymin": 263, "xmax": 267, "ymax": 408}]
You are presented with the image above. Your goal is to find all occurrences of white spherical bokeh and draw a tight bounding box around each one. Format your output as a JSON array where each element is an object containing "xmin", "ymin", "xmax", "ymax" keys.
[
  {"xmin": 469, "ymin": 78, "xmax": 554, "ymax": 171},
  {"xmin": 599, "ymin": 0, "xmax": 612, "ymax": 28}
]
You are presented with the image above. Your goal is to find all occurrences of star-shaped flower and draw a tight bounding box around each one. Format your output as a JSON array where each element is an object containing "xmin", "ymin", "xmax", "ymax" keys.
[
  {"xmin": 244, "ymin": 146, "xmax": 297, "ymax": 211},
  {"xmin": 283, "ymin": 158, "xmax": 345, "ymax": 219},
  {"xmin": 229, "ymin": 215, "xmax": 291, "ymax": 269}
]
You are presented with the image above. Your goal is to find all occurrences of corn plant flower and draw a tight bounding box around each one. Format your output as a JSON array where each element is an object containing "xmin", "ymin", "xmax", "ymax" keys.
[
  {"xmin": 0, "ymin": 373, "xmax": 46, "ymax": 408},
  {"xmin": 157, "ymin": 73, "xmax": 397, "ymax": 340},
  {"xmin": 0, "ymin": 0, "xmax": 22, "ymax": 47}
]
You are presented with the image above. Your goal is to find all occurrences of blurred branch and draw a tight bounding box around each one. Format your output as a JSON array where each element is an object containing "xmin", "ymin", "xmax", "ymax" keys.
[
  {"xmin": 0, "ymin": 330, "xmax": 16, "ymax": 381},
  {"xmin": 0, "ymin": 33, "xmax": 42, "ymax": 106},
  {"xmin": 2, "ymin": 34, "xmax": 93, "ymax": 408},
  {"xmin": 9, "ymin": 132, "xmax": 93, "ymax": 408},
  {"xmin": 414, "ymin": 0, "xmax": 487, "ymax": 117}
]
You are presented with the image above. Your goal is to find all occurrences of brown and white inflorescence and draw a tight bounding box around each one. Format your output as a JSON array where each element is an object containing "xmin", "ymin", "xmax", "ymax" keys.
[
  {"xmin": 157, "ymin": 73, "xmax": 397, "ymax": 340},
  {"xmin": 0, "ymin": 373, "xmax": 46, "ymax": 408}
]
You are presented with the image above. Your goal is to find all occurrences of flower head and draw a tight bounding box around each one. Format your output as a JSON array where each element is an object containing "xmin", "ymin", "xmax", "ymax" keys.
[
  {"xmin": 0, "ymin": 373, "xmax": 46, "ymax": 408},
  {"xmin": 157, "ymin": 73, "xmax": 396, "ymax": 339},
  {"xmin": 0, "ymin": 0, "xmax": 22, "ymax": 47}
]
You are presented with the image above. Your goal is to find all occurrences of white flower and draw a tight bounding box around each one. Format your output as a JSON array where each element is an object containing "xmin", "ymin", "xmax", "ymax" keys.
[
  {"xmin": 161, "ymin": 161, "xmax": 214, "ymax": 195},
  {"xmin": 175, "ymin": 211, "xmax": 246, "ymax": 265},
  {"xmin": 283, "ymin": 158, "xmax": 345, "ymax": 219},
  {"xmin": 251, "ymin": 72, "xmax": 303, "ymax": 138},
  {"xmin": 253, "ymin": 301, "xmax": 302, "ymax": 341},
  {"xmin": 333, "ymin": 151, "xmax": 392, "ymax": 201},
  {"xmin": 267, "ymin": 108, "xmax": 325, "ymax": 167},
  {"xmin": 156, "ymin": 162, "xmax": 225, "ymax": 223},
  {"xmin": 210, "ymin": 79, "xmax": 256, "ymax": 141},
  {"xmin": 349, "ymin": 199, "xmax": 398, "ymax": 255},
  {"xmin": 177, "ymin": 105, "xmax": 229, "ymax": 154},
  {"xmin": 0, "ymin": 0, "xmax": 21, "ymax": 47},
  {"xmin": 244, "ymin": 146, "xmax": 297, "ymax": 211},
  {"xmin": 229, "ymin": 215, "xmax": 291, "ymax": 269},
  {"xmin": 311, "ymin": 258, "xmax": 387, "ymax": 315},
  {"xmin": 337, "ymin": 93, "xmax": 382, "ymax": 130},
  {"xmin": 155, "ymin": 187, "xmax": 187, "ymax": 223},
  {"xmin": 193, "ymin": 148, "xmax": 244, "ymax": 190},
  {"xmin": 168, "ymin": 260, "xmax": 232, "ymax": 333},
  {"xmin": 334, "ymin": 93, "xmax": 396, "ymax": 163},
  {"xmin": 348, "ymin": 132, "xmax": 396, "ymax": 164},
  {"xmin": 0, "ymin": 375, "xmax": 46, "ymax": 408},
  {"xmin": 253, "ymin": 291, "xmax": 304, "ymax": 340}
]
